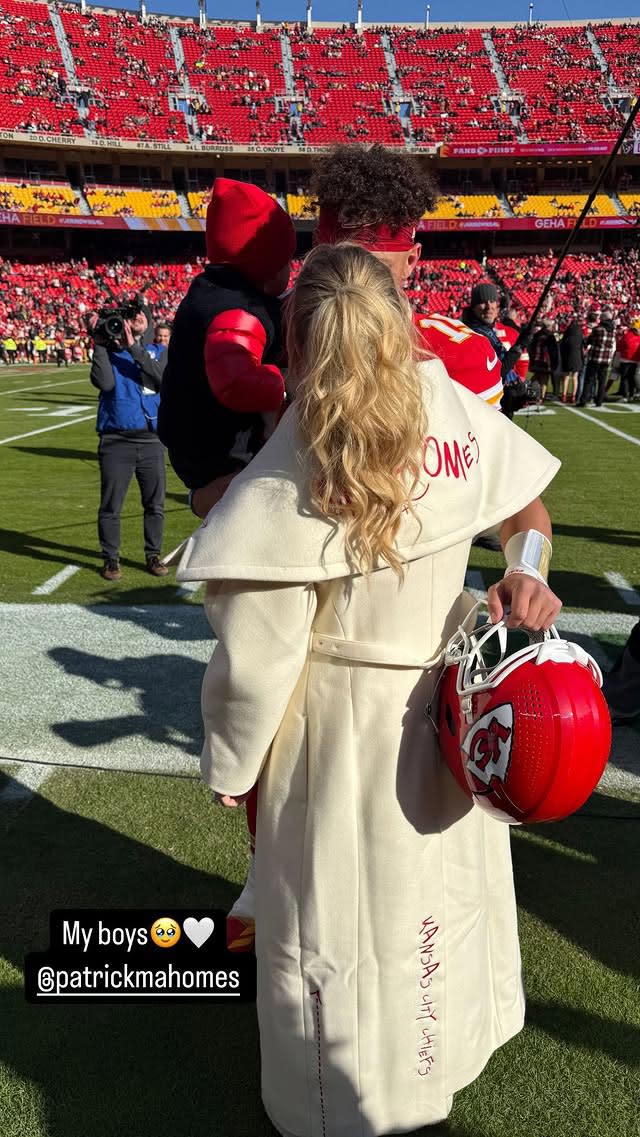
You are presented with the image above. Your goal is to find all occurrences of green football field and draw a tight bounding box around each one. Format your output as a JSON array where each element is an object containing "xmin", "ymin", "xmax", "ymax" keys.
[{"xmin": 1, "ymin": 365, "xmax": 639, "ymax": 1137}]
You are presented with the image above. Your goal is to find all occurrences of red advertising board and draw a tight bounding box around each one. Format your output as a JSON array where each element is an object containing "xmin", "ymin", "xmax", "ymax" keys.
[
  {"xmin": 418, "ymin": 215, "xmax": 639, "ymax": 233},
  {"xmin": 0, "ymin": 209, "xmax": 636, "ymax": 234},
  {"xmin": 0, "ymin": 210, "xmax": 206, "ymax": 231},
  {"xmin": 439, "ymin": 141, "xmax": 613, "ymax": 158}
]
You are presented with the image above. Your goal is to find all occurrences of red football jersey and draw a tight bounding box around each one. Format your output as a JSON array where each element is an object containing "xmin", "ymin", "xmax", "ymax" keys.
[
  {"xmin": 495, "ymin": 321, "xmax": 529, "ymax": 380},
  {"xmin": 617, "ymin": 328, "xmax": 640, "ymax": 363},
  {"xmin": 414, "ymin": 313, "xmax": 504, "ymax": 408}
]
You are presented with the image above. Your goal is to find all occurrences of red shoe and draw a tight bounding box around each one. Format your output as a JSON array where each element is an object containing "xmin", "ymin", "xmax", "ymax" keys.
[{"xmin": 226, "ymin": 915, "xmax": 255, "ymax": 953}]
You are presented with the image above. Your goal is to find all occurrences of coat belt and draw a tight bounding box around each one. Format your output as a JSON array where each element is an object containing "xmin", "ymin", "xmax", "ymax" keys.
[{"xmin": 310, "ymin": 632, "xmax": 445, "ymax": 670}]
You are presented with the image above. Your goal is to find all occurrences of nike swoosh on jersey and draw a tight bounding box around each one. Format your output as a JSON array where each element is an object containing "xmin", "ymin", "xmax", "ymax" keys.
[{"xmin": 486, "ymin": 355, "xmax": 499, "ymax": 371}]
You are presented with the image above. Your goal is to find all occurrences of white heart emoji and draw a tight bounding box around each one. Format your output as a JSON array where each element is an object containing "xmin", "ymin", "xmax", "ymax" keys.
[{"xmin": 183, "ymin": 916, "xmax": 214, "ymax": 948}]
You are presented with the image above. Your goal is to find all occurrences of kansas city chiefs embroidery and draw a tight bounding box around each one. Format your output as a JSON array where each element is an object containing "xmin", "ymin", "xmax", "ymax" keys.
[{"xmin": 462, "ymin": 704, "xmax": 514, "ymax": 787}]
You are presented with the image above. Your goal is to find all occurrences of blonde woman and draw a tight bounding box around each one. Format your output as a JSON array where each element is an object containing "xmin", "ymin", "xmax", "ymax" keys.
[{"xmin": 177, "ymin": 244, "xmax": 562, "ymax": 1137}]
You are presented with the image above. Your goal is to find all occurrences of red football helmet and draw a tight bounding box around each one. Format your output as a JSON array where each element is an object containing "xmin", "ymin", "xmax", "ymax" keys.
[{"xmin": 437, "ymin": 616, "xmax": 612, "ymax": 824}]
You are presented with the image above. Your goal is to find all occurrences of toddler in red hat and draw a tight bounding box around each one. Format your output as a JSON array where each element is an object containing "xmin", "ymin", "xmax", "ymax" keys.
[{"xmin": 158, "ymin": 178, "xmax": 296, "ymax": 516}]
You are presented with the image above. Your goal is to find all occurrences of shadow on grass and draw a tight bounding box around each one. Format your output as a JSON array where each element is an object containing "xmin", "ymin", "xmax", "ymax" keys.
[
  {"xmin": 0, "ymin": 526, "xmax": 184, "ymax": 584},
  {"xmin": 552, "ymin": 523, "xmax": 640, "ymax": 549},
  {"xmin": 527, "ymin": 1001, "xmax": 640, "ymax": 1068},
  {"xmin": 0, "ymin": 774, "xmax": 478, "ymax": 1137},
  {"xmin": 0, "ymin": 773, "xmax": 268, "ymax": 1137},
  {"xmin": 466, "ymin": 560, "xmax": 640, "ymax": 615},
  {"xmin": 48, "ymin": 646, "xmax": 206, "ymax": 755},
  {"xmin": 10, "ymin": 446, "xmax": 98, "ymax": 463},
  {"xmin": 84, "ymin": 593, "xmax": 210, "ymax": 636},
  {"xmin": 512, "ymin": 793, "xmax": 640, "ymax": 981}
]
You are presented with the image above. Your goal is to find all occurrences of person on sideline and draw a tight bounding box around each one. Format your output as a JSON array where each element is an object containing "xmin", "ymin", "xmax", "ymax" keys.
[
  {"xmin": 90, "ymin": 307, "xmax": 168, "ymax": 581},
  {"xmin": 529, "ymin": 317, "xmax": 560, "ymax": 403},
  {"xmin": 176, "ymin": 244, "xmax": 562, "ymax": 1136},
  {"xmin": 617, "ymin": 317, "xmax": 640, "ymax": 402},
  {"xmin": 579, "ymin": 307, "xmax": 617, "ymax": 407},
  {"xmin": 559, "ymin": 315, "xmax": 584, "ymax": 404}
]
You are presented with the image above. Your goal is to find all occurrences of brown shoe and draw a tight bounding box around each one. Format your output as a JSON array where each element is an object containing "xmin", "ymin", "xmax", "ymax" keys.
[
  {"xmin": 146, "ymin": 555, "xmax": 169, "ymax": 577},
  {"xmin": 101, "ymin": 560, "xmax": 122, "ymax": 581}
]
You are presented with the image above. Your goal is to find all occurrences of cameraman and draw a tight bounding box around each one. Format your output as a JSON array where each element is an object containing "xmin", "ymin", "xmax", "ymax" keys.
[
  {"xmin": 461, "ymin": 283, "xmax": 532, "ymax": 419},
  {"xmin": 89, "ymin": 306, "xmax": 169, "ymax": 582}
]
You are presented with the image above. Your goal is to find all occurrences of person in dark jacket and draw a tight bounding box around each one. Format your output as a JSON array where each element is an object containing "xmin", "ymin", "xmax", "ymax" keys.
[
  {"xmin": 90, "ymin": 307, "xmax": 168, "ymax": 581},
  {"xmin": 579, "ymin": 308, "xmax": 617, "ymax": 407},
  {"xmin": 529, "ymin": 318, "xmax": 560, "ymax": 403},
  {"xmin": 158, "ymin": 178, "xmax": 296, "ymax": 519},
  {"xmin": 461, "ymin": 282, "xmax": 531, "ymax": 419},
  {"xmin": 559, "ymin": 317, "xmax": 584, "ymax": 404}
]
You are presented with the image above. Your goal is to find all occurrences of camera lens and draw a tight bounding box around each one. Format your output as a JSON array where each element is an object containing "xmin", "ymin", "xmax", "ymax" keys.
[{"xmin": 105, "ymin": 316, "xmax": 123, "ymax": 338}]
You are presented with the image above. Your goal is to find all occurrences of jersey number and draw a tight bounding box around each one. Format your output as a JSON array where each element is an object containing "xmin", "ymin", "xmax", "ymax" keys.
[{"xmin": 419, "ymin": 315, "xmax": 474, "ymax": 345}]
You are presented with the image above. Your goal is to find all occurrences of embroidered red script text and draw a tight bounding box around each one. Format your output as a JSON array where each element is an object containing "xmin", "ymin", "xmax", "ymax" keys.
[
  {"xmin": 412, "ymin": 432, "xmax": 480, "ymax": 501},
  {"xmin": 416, "ymin": 915, "xmax": 440, "ymax": 1076}
]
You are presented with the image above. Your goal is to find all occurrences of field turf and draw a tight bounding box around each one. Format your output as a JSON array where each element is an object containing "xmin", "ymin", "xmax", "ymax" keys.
[{"xmin": 1, "ymin": 364, "xmax": 639, "ymax": 1137}]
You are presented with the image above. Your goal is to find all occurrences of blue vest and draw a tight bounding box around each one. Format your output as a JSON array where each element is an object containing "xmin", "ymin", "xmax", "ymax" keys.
[{"xmin": 96, "ymin": 344, "xmax": 164, "ymax": 434}]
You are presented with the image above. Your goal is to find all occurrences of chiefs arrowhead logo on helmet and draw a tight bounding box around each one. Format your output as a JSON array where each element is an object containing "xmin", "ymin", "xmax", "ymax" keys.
[
  {"xmin": 437, "ymin": 616, "xmax": 611, "ymax": 824},
  {"xmin": 462, "ymin": 703, "xmax": 514, "ymax": 790}
]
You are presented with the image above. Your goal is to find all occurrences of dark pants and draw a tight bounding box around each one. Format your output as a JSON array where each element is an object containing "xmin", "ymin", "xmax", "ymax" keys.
[
  {"xmin": 581, "ymin": 361, "xmax": 610, "ymax": 406},
  {"xmin": 619, "ymin": 361, "xmax": 638, "ymax": 399},
  {"xmin": 98, "ymin": 433, "xmax": 166, "ymax": 562}
]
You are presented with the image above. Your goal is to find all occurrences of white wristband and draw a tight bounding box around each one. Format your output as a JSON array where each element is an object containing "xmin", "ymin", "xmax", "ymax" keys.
[
  {"xmin": 503, "ymin": 564, "xmax": 547, "ymax": 585},
  {"xmin": 504, "ymin": 529, "xmax": 552, "ymax": 584}
]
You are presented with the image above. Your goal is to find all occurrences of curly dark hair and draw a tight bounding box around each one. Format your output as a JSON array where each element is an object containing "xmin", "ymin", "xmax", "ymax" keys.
[{"xmin": 311, "ymin": 144, "xmax": 439, "ymax": 230}]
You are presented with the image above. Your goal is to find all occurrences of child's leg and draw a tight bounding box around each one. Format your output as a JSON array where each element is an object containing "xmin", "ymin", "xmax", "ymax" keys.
[{"xmin": 226, "ymin": 784, "xmax": 259, "ymax": 952}]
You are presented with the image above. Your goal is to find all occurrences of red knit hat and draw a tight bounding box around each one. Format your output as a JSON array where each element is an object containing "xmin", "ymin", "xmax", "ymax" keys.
[{"xmin": 206, "ymin": 178, "xmax": 296, "ymax": 286}]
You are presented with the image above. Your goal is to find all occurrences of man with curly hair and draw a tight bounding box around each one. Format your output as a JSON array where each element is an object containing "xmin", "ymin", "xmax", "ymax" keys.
[{"xmin": 312, "ymin": 143, "xmax": 505, "ymax": 408}]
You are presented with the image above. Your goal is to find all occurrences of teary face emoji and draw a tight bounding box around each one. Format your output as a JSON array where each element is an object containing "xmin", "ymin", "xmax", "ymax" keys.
[{"xmin": 150, "ymin": 917, "xmax": 181, "ymax": 948}]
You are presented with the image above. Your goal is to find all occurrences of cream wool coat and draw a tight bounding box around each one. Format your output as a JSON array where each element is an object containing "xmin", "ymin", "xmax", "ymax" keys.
[{"xmin": 176, "ymin": 359, "xmax": 561, "ymax": 1137}]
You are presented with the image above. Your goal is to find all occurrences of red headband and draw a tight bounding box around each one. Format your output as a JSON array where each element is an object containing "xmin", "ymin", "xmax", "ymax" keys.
[{"xmin": 315, "ymin": 206, "xmax": 417, "ymax": 252}]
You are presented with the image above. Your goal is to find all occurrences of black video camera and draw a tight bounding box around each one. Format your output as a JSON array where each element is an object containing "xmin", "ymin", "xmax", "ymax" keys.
[{"xmin": 93, "ymin": 301, "xmax": 142, "ymax": 348}]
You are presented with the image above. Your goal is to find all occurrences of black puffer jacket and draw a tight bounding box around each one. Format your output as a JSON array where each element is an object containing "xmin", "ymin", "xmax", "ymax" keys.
[
  {"xmin": 158, "ymin": 264, "xmax": 283, "ymax": 490},
  {"xmin": 560, "ymin": 321, "xmax": 584, "ymax": 373}
]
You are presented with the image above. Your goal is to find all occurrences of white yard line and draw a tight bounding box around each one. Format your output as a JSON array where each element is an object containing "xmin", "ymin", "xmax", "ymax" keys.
[
  {"xmin": 0, "ymin": 414, "xmax": 95, "ymax": 446},
  {"xmin": 555, "ymin": 610, "xmax": 638, "ymax": 637},
  {"xmin": 604, "ymin": 571, "xmax": 640, "ymax": 608},
  {"xmin": 561, "ymin": 404, "xmax": 640, "ymax": 446},
  {"xmin": 32, "ymin": 565, "xmax": 81, "ymax": 596},
  {"xmin": 0, "ymin": 377, "xmax": 87, "ymax": 396},
  {"xmin": 0, "ymin": 603, "xmax": 636, "ymax": 799}
]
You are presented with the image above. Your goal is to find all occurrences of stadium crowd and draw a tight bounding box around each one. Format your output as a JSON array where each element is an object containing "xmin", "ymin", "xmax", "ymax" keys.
[
  {"xmin": 1, "ymin": 250, "xmax": 638, "ymax": 400},
  {"xmin": 0, "ymin": 11, "xmax": 639, "ymax": 147}
]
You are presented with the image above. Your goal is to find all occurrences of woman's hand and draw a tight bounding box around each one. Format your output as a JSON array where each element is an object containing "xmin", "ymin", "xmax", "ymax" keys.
[
  {"xmin": 487, "ymin": 573, "xmax": 562, "ymax": 631},
  {"xmin": 214, "ymin": 792, "xmax": 252, "ymax": 808}
]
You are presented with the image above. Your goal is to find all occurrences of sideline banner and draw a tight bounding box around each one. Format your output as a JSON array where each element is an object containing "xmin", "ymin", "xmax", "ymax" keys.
[
  {"xmin": 0, "ymin": 210, "xmax": 636, "ymax": 234},
  {"xmin": 0, "ymin": 210, "xmax": 206, "ymax": 231},
  {"xmin": 418, "ymin": 215, "xmax": 639, "ymax": 232}
]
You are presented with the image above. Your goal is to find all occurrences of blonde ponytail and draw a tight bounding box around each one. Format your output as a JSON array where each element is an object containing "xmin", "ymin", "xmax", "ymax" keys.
[{"xmin": 286, "ymin": 243, "xmax": 427, "ymax": 577}]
